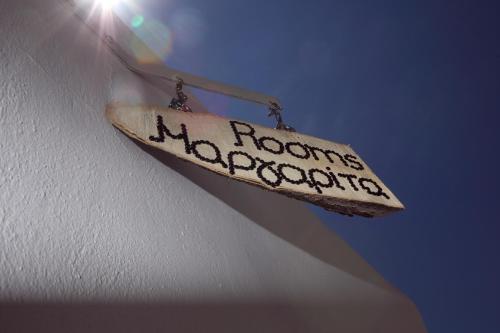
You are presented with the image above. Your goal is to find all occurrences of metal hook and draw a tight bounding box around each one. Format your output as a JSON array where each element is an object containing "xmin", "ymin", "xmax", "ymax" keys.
[
  {"xmin": 168, "ymin": 78, "xmax": 192, "ymax": 112},
  {"xmin": 268, "ymin": 101, "xmax": 295, "ymax": 132}
]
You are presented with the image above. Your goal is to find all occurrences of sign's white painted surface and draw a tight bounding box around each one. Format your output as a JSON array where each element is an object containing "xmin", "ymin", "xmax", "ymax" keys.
[{"xmin": 107, "ymin": 105, "xmax": 404, "ymax": 217}]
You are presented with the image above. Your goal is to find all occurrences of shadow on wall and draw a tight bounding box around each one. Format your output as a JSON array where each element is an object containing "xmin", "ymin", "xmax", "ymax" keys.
[
  {"xmin": 110, "ymin": 65, "xmax": 393, "ymax": 293},
  {"xmin": 132, "ymin": 138, "xmax": 395, "ymax": 293},
  {"xmin": 0, "ymin": 300, "xmax": 412, "ymax": 333}
]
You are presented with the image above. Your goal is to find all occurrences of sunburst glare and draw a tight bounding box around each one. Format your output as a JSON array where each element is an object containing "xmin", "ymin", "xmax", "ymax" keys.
[
  {"xmin": 96, "ymin": 0, "xmax": 120, "ymax": 11},
  {"xmin": 74, "ymin": 0, "xmax": 207, "ymax": 64}
]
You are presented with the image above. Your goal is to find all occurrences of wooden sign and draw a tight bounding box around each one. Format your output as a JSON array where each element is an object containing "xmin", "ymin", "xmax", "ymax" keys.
[{"xmin": 106, "ymin": 104, "xmax": 404, "ymax": 217}]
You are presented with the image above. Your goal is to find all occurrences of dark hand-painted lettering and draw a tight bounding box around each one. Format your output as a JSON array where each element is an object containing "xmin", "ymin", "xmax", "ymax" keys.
[
  {"xmin": 338, "ymin": 173, "xmax": 359, "ymax": 191},
  {"xmin": 149, "ymin": 115, "xmax": 191, "ymax": 155},
  {"xmin": 149, "ymin": 117, "xmax": 389, "ymax": 199},
  {"xmin": 230, "ymin": 120, "xmax": 261, "ymax": 150},
  {"xmin": 344, "ymin": 154, "xmax": 364, "ymax": 171},
  {"xmin": 358, "ymin": 178, "xmax": 390, "ymax": 199},
  {"xmin": 228, "ymin": 151, "xmax": 256, "ymax": 175}
]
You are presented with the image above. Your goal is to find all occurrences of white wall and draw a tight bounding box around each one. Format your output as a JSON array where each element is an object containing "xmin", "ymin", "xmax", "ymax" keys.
[{"xmin": 0, "ymin": 0, "xmax": 426, "ymax": 332}]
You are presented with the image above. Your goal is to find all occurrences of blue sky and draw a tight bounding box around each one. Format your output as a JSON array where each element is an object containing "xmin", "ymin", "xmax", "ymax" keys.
[{"xmin": 124, "ymin": 0, "xmax": 500, "ymax": 331}]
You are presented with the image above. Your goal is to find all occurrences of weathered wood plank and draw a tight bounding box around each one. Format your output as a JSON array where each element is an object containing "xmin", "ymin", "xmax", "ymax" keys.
[{"xmin": 106, "ymin": 104, "xmax": 404, "ymax": 217}]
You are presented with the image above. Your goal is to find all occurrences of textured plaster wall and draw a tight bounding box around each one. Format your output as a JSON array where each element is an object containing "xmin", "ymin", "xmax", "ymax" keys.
[{"xmin": 0, "ymin": 0, "xmax": 426, "ymax": 332}]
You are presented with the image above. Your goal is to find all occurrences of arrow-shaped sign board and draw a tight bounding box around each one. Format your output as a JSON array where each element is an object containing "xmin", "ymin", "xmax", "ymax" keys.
[{"xmin": 106, "ymin": 104, "xmax": 404, "ymax": 217}]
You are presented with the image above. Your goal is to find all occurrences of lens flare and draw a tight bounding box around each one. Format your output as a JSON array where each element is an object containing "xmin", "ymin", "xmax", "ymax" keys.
[
  {"xmin": 129, "ymin": 19, "xmax": 173, "ymax": 63},
  {"xmin": 131, "ymin": 15, "xmax": 144, "ymax": 28}
]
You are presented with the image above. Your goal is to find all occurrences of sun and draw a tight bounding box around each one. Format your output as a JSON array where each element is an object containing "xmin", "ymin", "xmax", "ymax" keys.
[{"xmin": 96, "ymin": 0, "xmax": 120, "ymax": 11}]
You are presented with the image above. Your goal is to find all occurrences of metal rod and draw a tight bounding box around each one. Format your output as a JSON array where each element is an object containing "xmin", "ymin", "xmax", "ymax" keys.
[{"xmin": 105, "ymin": 37, "xmax": 281, "ymax": 107}]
